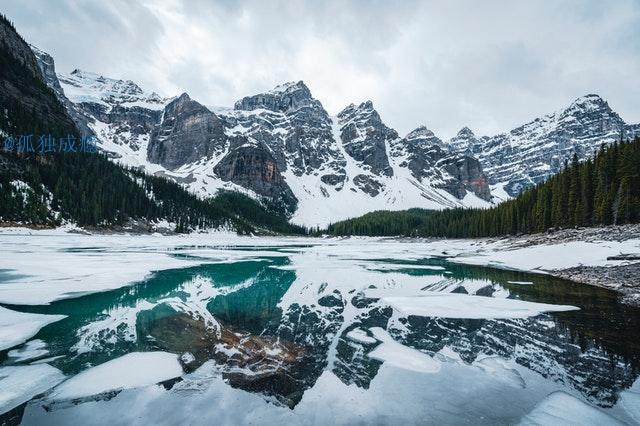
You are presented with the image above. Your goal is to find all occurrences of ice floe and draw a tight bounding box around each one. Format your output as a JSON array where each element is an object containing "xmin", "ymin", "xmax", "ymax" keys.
[
  {"xmin": 519, "ymin": 391, "xmax": 625, "ymax": 425},
  {"xmin": 0, "ymin": 307, "xmax": 65, "ymax": 351},
  {"xmin": 7, "ymin": 339, "xmax": 49, "ymax": 363},
  {"xmin": 381, "ymin": 293, "xmax": 579, "ymax": 319},
  {"xmin": 0, "ymin": 364, "xmax": 65, "ymax": 415},
  {"xmin": 50, "ymin": 352, "xmax": 183, "ymax": 400},
  {"xmin": 367, "ymin": 327, "xmax": 441, "ymax": 373}
]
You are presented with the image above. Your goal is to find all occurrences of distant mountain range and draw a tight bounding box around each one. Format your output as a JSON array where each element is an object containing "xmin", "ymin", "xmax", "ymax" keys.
[{"xmin": 30, "ymin": 47, "xmax": 639, "ymax": 228}]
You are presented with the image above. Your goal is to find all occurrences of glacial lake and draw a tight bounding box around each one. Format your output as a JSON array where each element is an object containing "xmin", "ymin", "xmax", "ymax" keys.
[{"xmin": 0, "ymin": 236, "xmax": 639, "ymax": 425}]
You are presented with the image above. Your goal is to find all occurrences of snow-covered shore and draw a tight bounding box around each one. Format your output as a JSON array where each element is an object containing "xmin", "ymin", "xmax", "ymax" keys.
[{"xmin": 1, "ymin": 224, "xmax": 639, "ymax": 306}]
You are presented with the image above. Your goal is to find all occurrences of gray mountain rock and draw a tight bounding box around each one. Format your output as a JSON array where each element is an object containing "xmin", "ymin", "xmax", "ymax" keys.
[
  {"xmin": 337, "ymin": 101, "xmax": 396, "ymax": 177},
  {"xmin": 147, "ymin": 93, "xmax": 227, "ymax": 170},
  {"xmin": 228, "ymin": 81, "xmax": 345, "ymax": 178},
  {"xmin": 214, "ymin": 138, "xmax": 297, "ymax": 214},
  {"xmin": 390, "ymin": 126, "xmax": 491, "ymax": 201}
]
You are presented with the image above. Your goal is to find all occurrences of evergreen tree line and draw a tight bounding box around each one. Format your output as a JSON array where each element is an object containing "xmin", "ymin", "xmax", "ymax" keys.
[
  {"xmin": 327, "ymin": 137, "xmax": 640, "ymax": 238},
  {"xmin": 0, "ymin": 151, "xmax": 309, "ymax": 235}
]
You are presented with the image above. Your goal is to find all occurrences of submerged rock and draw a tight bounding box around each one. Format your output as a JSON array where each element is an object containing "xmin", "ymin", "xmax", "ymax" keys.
[{"xmin": 144, "ymin": 312, "xmax": 304, "ymax": 406}]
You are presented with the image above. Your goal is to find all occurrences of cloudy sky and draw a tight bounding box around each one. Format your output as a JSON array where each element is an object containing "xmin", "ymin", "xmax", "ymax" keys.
[{"xmin": 5, "ymin": 0, "xmax": 640, "ymax": 138}]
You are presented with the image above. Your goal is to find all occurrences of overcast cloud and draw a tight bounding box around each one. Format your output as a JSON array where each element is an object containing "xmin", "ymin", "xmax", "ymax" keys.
[{"xmin": 4, "ymin": 0, "xmax": 640, "ymax": 138}]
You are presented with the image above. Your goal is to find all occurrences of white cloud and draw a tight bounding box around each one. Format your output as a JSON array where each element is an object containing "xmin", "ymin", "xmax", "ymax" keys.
[{"xmin": 4, "ymin": 0, "xmax": 639, "ymax": 139}]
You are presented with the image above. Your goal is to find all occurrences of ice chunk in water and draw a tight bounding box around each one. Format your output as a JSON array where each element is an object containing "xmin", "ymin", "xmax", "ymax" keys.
[
  {"xmin": 519, "ymin": 391, "xmax": 625, "ymax": 425},
  {"xmin": 381, "ymin": 293, "xmax": 579, "ymax": 319},
  {"xmin": 367, "ymin": 327, "xmax": 441, "ymax": 373},
  {"xmin": 50, "ymin": 352, "xmax": 183, "ymax": 400},
  {"xmin": 0, "ymin": 307, "xmax": 65, "ymax": 351},
  {"xmin": 0, "ymin": 364, "xmax": 65, "ymax": 414}
]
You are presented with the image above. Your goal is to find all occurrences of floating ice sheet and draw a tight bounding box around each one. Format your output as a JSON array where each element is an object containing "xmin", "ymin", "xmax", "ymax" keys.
[
  {"xmin": 367, "ymin": 327, "xmax": 441, "ymax": 373},
  {"xmin": 519, "ymin": 391, "xmax": 625, "ymax": 425},
  {"xmin": 0, "ymin": 307, "xmax": 65, "ymax": 351},
  {"xmin": 50, "ymin": 352, "xmax": 183, "ymax": 400},
  {"xmin": 381, "ymin": 293, "xmax": 579, "ymax": 319},
  {"xmin": 0, "ymin": 364, "xmax": 65, "ymax": 415}
]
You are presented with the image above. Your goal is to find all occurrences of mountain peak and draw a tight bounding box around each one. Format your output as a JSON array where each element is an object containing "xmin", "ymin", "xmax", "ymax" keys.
[
  {"xmin": 234, "ymin": 80, "xmax": 322, "ymax": 114},
  {"xmin": 269, "ymin": 80, "xmax": 309, "ymax": 94},
  {"xmin": 57, "ymin": 69, "xmax": 166, "ymax": 109},
  {"xmin": 406, "ymin": 125, "xmax": 436, "ymax": 140},
  {"xmin": 456, "ymin": 126, "xmax": 475, "ymax": 137},
  {"xmin": 177, "ymin": 92, "xmax": 191, "ymax": 102},
  {"xmin": 404, "ymin": 125, "xmax": 442, "ymax": 148},
  {"xmin": 565, "ymin": 93, "xmax": 611, "ymax": 113}
]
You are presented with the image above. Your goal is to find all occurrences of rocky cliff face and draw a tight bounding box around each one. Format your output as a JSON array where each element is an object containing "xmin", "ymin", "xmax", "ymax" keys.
[
  {"xmin": 337, "ymin": 101, "xmax": 396, "ymax": 177},
  {"xmin": 147, "ymin": 93, "xmax": 227, "ymax": 170},
  {"xmin": 226, "ymin": 81, "xmax": 345, "ymax": 179},
  {"xmin": 390, "ymin": 126, "xmax": 492, "ymax": 201},
  {"xmin": 30, "ymin": 46, "xmax": 95, "ymax": 137},
  {"xmin": 214, "ymin": 138, "xmax": 297, "ymax": 214}
]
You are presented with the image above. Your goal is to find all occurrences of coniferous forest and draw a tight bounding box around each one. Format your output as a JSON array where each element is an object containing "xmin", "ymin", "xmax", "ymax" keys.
[
  {"xmin": 0, "ymin": 151, "xmax": 308, "ymax": 234},
  {"xmin": 327, "ymin": 137, "xmax": 640, "ymax": 238}
]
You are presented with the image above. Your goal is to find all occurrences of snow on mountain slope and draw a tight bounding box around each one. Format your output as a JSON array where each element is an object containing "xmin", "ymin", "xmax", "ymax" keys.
[
  {"xmin": 448, "ymin": 94, "xmax": 640, "ymax": 196},
  {"xmin": 59, "ymin": 69, "xmax": 166, "ymax": 110}
]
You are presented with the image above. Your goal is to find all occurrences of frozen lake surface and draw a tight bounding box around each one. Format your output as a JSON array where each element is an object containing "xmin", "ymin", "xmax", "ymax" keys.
[{"xmin": 0, "ymin": 231, "xmax": 639, "ymax": 425}]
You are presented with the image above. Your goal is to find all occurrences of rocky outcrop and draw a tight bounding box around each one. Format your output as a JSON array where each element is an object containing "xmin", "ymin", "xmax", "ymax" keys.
[
  {"xmin": 440, "ymin": 155, "xmax": 491, "ymax": 201},
  {"xmin": 352, "ymin": 174, "xmax": 384, "ymax": 197},
  {"xmin": 391, "ymin": 126, "xmax": 492, "ymax": 201},
  {"xmin": 227, "ymin": 81, "xmax": 345, "ymax": 177},
  {"xmin": 214, "ymin": 138, "xmax": 298, "ymax": 214},
  {"xmin": 31, "ymin": 46, "xmax": 95, "ymax": 137},
  {"xmin": 148, "ymin": 93, "xmax": 227, "ymax": 169},
  {"xmin": 337, "ymin": 101, "xmax": 396, "ymax": 177}
]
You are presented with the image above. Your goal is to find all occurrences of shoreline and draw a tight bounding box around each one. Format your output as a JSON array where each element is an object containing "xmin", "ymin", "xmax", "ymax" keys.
[{"xmin": 2, "ymin": 223, "xmax": 639, "ymax": 305}]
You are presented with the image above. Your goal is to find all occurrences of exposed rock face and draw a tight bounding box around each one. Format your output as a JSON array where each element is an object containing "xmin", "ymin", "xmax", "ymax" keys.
[
  {"xmin": 337, "ymin": 101, "xmax": 396, "ymax": 177},
  {"xmin": 226, "ymin": 81, "xmax": 345, "ymax": 177},
  {"xmin": 31, "ymin": 47, "xmax": 95, "ymax": 137},
  {"xmin": 448, "ymin": 127, "xmax": 481, "ymax": 157},
  {"xmin": 440, "ymin": 156, "xmax": 491, "ymax": 201},
  {"xmin": 447, "ymin": 95, "xmax": 639, "ymax": 196},
  {"xmin": 352, "ymin": 174, "xmax": 384, "ymax": 197},
  {"xmin": 214, "ymin": 138, "xmax": 297, "ymax": 214},
  {"xmin": 390, "ymin": 126, "xmax": 492, "ymax": 201},
  {"xmin": 147, "ymin": 93, "xmax": 227, "ymax": 169}
]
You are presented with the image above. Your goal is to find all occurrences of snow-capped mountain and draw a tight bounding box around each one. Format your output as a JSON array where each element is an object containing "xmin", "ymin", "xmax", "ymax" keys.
[
  {"xmin": 31, "ymin": 46, "xmax": 639, "ymax": 226},
  {"xmin": 448, "ymin": 95, "xmax": 639, "ymax": 196},
  {"xmin": 32, "ymin": 50, "xmax": 492, "ymax": 227}
]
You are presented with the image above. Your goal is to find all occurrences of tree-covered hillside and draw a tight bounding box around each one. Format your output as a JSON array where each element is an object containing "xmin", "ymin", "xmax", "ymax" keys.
[
  {"xmin": 327, "ymin": 137, "xmax": 640, "ymax": 238},
  {"xmin": 0, "ymin": 151, "xmax": 308, "ymax": 234}
]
